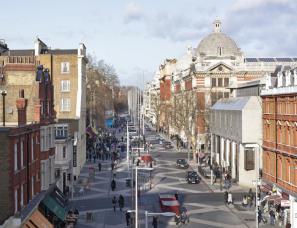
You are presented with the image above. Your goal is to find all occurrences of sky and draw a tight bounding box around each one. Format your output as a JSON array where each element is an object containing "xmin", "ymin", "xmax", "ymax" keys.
[{"xmin": 1, "ymin": 0, "xmax": 297, "ymax": 86}]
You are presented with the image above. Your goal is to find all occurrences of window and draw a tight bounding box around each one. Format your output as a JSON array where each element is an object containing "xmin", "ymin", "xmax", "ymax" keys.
[
  {"xmin": 218, "ymin": 78, "xmax": 223, "ymax": 87},
  {"xmin": 41, "ymin": 162, "xmax": 45, "ymax": 190},
  {"xmin": 55, "ymin": 125, "xmax": 68, "ymax": 139},
  {"xmin": 244, "ymin": 148, "xmax": 255, "ymax": 171},
  {"xmin": 20, "ymin": 185, "xmax": 24, "ymax": 207},
  {"xmin": 40, "ymin": 128, "xmax": 45, "ymax": 151},
  {"xmin": 211, "ymin": 78, "xmax": 216, "ymax": 87},
  {"xmin": 20, "ymin": 141, "xmax": 24, "ymax": 168},
  {"xmin": 63, "ymin": 146, "xmax": 66, "ymax": 158},
  {"xmin": 61, "ymin": 80, "xmax": 70, "ymax": 92},
  {"xmin": 31, "ymin": 176, "xmax": 34, "ymax": 197},
  {"xmin": 224, "ymin": 78, "xmax": 229, "ymax": 87},
  {"xmin": 61, "ymin": 98, "xmax": 71, "ymax": 111},
  {"xmin": 14, "ymin": 143, "xmax": 18, "ymax": 171},
  {"xmin": 31, "ymin": 137, "xmax": 34, "ymax": 161},
  {"xmin": 61, "ymin": 62, "xmax": 70, "ymax": 74},
  {"xmin": 14, "ymin": 189, "xmax": 18, "ymax": 213}
]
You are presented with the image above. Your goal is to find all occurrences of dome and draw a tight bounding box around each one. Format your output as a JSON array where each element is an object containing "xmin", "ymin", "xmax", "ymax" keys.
[{"xmin": 196, "ymin": 20, "xmax": 241, "ymax": 58}]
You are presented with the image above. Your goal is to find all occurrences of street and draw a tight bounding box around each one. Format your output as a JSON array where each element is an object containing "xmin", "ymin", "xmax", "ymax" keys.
[{"xmin": 69, "ymin": 127, "xmax": 274, "ymax": 228}]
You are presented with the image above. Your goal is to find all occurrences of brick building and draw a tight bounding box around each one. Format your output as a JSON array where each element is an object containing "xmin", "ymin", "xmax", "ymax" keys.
[
  {"xmin": 0, "ymin": 55, "xmax": 55, "ymax": 225},
  {"xmin": 261, "ymin": 66, "xmax": 297, "ymax": 226},
  {"xmin": 148, "ymin": 19, "xmax": 297, "ymax": 160}
]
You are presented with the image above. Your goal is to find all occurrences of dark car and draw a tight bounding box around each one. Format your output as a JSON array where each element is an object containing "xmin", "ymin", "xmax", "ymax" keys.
[
  {"xmin": 176, "ymin": 159, "xmax": 189, "ymax": 169},
  {"xmin": 185, "ymin": 171, "xmax": 201, "ymax": 184}
]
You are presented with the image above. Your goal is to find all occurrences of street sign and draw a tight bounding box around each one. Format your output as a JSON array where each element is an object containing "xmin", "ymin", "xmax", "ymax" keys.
[{"xmin": 281, "ymin": 200, "xmax": 290, "ymax": 207}]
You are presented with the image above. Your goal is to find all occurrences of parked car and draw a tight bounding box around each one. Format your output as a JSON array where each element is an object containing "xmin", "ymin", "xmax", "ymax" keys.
[
  {"xmin": 198, "ymin": 166, "xmax": 212, "ymax": 178},
  {"xmin": 185, "ymin": 171, "xmax": 201, "ymax": 184},
  {"xmin": 176, "ymin": 159, "xmax": 189, "ymax": 169}
]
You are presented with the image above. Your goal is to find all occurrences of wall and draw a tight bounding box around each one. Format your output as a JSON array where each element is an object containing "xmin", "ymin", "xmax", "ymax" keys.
[{"xmin": 0, "ymin": 130, "xmax": 12, "ymax": 225}]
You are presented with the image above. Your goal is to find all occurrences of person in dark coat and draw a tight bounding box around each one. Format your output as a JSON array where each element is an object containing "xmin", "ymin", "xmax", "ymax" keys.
[
  {"xmin": 98, "ymin": 162, "xmax": 101, "ymax": 172},
  {"xmin": 125, "ymin": 211, "xmax": 131, "ymax": 226},
  {"xmin": 152, "ymin": 216, "xmax": 158, "ymax": 228},
  {"xmin": 111, "ymin": 179, "xmax": 116, "ymax": 191}
]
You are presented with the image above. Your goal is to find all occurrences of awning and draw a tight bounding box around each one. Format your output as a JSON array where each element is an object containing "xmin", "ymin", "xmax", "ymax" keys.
[
  {"xmin": 267, "ymin": 194, "xmax": 282, "ymax": 203},
  {"xmin": 41, "ymin": 195, "xmax": 67, "ymax": 221},
  {"xmin": 23, "ymin": 209, "xmax": 54, "ymax": 228},
  {"xmin": 260, "ymin": 183, "xmax": 272, "ymax": 193},
  {"xmin": 141, "ymin": 154, "xmax": 153, "ymax": 162}
]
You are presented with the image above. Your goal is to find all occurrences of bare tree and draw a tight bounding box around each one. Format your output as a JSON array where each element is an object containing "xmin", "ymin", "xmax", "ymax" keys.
[{"xmin": 174, "ymin": 89, "xmax": 198, "ymax": 161}]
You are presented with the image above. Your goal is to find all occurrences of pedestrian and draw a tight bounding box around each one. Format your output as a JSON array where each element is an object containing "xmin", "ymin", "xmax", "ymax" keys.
[
  {"xmin": 227, "ymin": 192, "xmax": 233, "ymax": 205},
  {"xmin": 111, "ymin": 162, "xmax": 114, "ymax": 171},
  {"xmin": 152, "ymin": 216, "xmax": 158, "ymax": 228},
  {"xmin": 242, "ymin": 195, "xmax": 248, "ymax": 207},
  {"xmin": 112, "ymin": 196, "xmax": 117, "ymax": 212},
  {"xmin": 93, "ymin": 154, "xmax": 96, "ymax": 163},
  {"xmin": 111, "ymin": 179, "xmax": 116, "ymax": 191},
  {"xmin": 125, "ymin": 211, "xmax": 131, "ymax": 226},
  {"xmin": 175, "ymin": 192, "xmax": 179, "ymax": 201},
  {"xmin": 269, "ymin": 210, "xmax": 275, "ymax": 225},
  {"xmin": 118, "ymin": 194, "xmax": 124, "ymax": 211},
  {"xmin": 224, "ymin": 191, "xmax": 228, "ymax": 203},
  {"xmin": 98, "ymin": 162, "xmax": 102, "ymax": 172}
]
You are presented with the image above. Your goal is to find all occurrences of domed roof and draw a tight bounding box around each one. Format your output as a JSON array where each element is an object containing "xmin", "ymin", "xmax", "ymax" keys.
[{"xmin": 196, "ymin": 20, "xmax": 241, "ymax": 57}]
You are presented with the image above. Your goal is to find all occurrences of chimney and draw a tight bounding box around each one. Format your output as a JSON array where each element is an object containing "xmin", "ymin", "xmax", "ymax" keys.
[{"xmin": 16, "ymin": 89, "xmax": 27, "ymax": 126}]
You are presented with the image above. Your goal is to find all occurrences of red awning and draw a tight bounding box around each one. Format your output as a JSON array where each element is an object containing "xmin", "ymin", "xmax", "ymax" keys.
[
  {"xmin": 267, "ymin": 194, "xmax": 281, "ymax": 203},
  {"xmin": 260, "ymin": 184, "xmax": 272, "ymax": 193},
  {"xmin": 141, "ymin": 154, "xmax": 153, "ymax": 162}
]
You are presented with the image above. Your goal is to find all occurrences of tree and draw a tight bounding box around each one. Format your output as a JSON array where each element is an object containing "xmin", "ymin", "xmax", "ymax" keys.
[{"xmin": 173, "ymin": 89, "xmax": 198, "ymax": 160}]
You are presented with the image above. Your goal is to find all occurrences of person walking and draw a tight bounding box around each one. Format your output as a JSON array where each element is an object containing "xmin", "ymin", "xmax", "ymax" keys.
[
  {"xmin": 125, "ymin": 211, "xmax": 131, "ymax": 227},
  {"xmin": 118, "ymin": 195, "xmax": 124, "ymax": 211},
  {"xmin": 227, "ymin": 192, "xmax": 233, "ymax": 205},
  {"xmin": 152, "ymin": 216, "xmax": 158, "ymax": 228},
  {"xmin": 112, "ymin": 196, "xmax": 117, "ymax": 212},
  {"xmin": 98, "ymin": 162, "xmax": 101, "ymax": 172},
  {"xmin": 111, "ymin": 179, "xmax": 116, "ymax": 191},
  {"xmin": 175, "ymin": 192, "xmax": 179, "ymax": 201},
  {"xmin": 269, "ymin": 210, "xmax": 275, "ymax": 225}
]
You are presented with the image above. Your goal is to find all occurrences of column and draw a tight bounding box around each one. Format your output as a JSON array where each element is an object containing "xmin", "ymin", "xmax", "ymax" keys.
[
  {"xmin": 231, "ymin": 141, "xmax": 236, "ymax": 179},
  {"xmin": 220, "ymin": 137, "xmax": 225, "ymax": 168}
]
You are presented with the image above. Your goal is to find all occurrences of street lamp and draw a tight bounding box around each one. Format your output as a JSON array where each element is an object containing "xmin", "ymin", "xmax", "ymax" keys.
[
  {"xmin": 145, "ymin": 211, "xmax": 175, "ymax": 228},
  {"xmin": 134, "ymin": 167, "xmax": 153, "ymax": 228},
  {"xmin": 127, "ymin": 121, "xmax": 130, "ymax": 164}
]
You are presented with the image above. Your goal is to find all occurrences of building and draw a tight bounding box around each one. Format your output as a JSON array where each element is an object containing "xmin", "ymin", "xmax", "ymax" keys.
[
  {"xmin": 54, "ymin": 123, "xmax": 73, "ymax": 195},
  {"xmin": 0, "ymin": 38, "xmax": 88, "ymax": 181},
  {"xmin": 148, "ymin": 19, "xmax": 297, "ymax": 159},
  {"xmin": 210, "ymin": 94, "xmax": 262, "ymax": 187},
  {"xmin": 0, "ymin": 59, "xmax": 55, "ymax": 226},
  {"xmin": 261, "ymin": 66, "xmax": 297, "ymax": 227},
  {"xmin": 143, "ymin": 72, "xmax": 160, "ymax": 126}
]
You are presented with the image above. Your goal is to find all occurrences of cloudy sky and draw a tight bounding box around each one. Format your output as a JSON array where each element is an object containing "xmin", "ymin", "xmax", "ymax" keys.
[{"xmin": 1, "ymin": 0, "xmax": 296, "ymax": 86}]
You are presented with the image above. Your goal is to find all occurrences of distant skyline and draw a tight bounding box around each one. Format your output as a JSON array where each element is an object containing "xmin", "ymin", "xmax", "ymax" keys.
[{"xmin": 1, "ymin": 0, "xmax": 296, "ymax": 86}]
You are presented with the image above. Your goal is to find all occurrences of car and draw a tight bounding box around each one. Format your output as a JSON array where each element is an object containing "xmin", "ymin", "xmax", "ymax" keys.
[
  {"xmin": 185, "ymin": 171, "xmax": 201, "ymax": 184},
  {"xmin": 176, "ymin": 159, "xmax": 189, "ymax": 169}
]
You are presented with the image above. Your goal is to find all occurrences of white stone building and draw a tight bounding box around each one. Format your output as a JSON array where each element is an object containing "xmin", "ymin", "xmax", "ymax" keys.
[{"xmin": 210, "ymin": 96, "xmax": 262, "ymax": 187}]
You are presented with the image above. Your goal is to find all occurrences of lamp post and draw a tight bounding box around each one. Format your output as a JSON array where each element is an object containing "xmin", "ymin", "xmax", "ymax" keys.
[
  {"xmin": 127, "ymin": 121, "xmax": 130, "ymax": 164},
  {"xmin": 135, "ymin": 167, "xmax": 153, "ymax": 228},
  {"xmin": 145, "ymin": 211, "xmax": 175, "ymax": 228},
  {"xmin": 1, "ymin": 90, "xmax": 7, "ymax": 126}
]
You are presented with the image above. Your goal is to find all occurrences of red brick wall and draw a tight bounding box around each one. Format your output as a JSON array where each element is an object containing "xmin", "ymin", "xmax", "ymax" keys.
[{"xmin": 262, "ymin": 94, "xmax": 297, "ymax": 194}]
